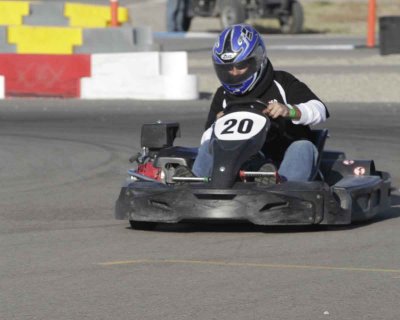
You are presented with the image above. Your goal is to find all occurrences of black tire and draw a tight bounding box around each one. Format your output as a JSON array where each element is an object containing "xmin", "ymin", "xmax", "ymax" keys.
[
  {"xmin": 129, "ymin": 220, "xmax": 157, "ymax": 231},
  {"xmin": 280, "ymin": 1, "xmax": 303, "ymax": 34},
  {"xmin": 219, "ymin": 0, "xmax": 246, "ymax": 29}
]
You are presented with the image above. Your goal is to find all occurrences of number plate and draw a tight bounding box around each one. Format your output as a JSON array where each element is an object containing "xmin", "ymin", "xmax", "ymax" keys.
[{"xmin": 214, "ymin": 111, "xmax": 267, "ymax": 141}]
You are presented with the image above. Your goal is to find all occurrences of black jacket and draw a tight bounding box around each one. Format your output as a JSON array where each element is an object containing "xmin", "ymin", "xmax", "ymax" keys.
[{"xmin": 205, "ymin": 62, "xmax": 329, "ymax": 163}]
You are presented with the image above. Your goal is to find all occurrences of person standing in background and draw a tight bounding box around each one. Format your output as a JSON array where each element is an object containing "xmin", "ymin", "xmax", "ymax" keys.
[{"xmin": 166, "ymin": 0, "xmax": 192, "ymax": 32}]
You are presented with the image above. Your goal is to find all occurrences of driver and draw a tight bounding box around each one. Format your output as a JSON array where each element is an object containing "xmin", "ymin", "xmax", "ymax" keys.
[{"xmin": 191, "ymin": 24, "xmax": 329, "ymax": 182}]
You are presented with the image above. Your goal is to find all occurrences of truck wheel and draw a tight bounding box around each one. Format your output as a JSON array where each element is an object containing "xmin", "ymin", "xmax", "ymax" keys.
[
  {"xmin": 280, "ymin": 1, "xmax": 303, "ymax": 34},
  {"xmin": 219, "ymin": 0, "xmax": 246, "ymax": 29},
  {"xmin": 129, "ymin": 220, "xmax": 157, "ymax": 230}
]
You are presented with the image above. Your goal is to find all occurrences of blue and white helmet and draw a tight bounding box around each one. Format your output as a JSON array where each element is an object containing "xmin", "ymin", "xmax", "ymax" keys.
[{"xmin": 212, "ymin": 24, "xmax": 268, "ymax": 95}]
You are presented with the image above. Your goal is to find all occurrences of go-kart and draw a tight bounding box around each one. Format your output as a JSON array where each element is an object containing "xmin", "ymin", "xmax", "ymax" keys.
[{"xmin": 115, "ymin": 100, "xmax": 391, "ymax": 230}]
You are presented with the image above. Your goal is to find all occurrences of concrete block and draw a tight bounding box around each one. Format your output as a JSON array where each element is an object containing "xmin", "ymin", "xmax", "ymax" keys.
[
  {"xmin": 75, "ymin": 27, "xmax": 136, "ymax": 53},
  {"xmin": 8, "ymin": 26, "xmax": 82, "ymax": 54},
  {"xmin": 0, "ymin": 54, "xmax": 90, "ymax": 98},
  {"xmin": 161, "ymin": 75, "xmax": 198, "ymax": 100},
  {"xmin": 0, "ymin": 75, "xmax": 4, "ymax": 99},
  {"xmin": 65, "ymin": 3, "xmax": 129, "ymax": 28},
  {"xmin": 161, "ymin": 52, "xmax": 188, "ymax": 76},
  {"xmin": 82, "ymin": 51, "xmax": 198, "ymax": 100},
  {"xmin": 0, "ymin": 1, "xmax": 30, "ymax": 25},
  {"xmin": 131, "ymin": 43, "xmax": 160, "ymax": 52},
  {"xmin": 81, "ymin": 74, "xmax": 198, "ymax": 100},
  {"xmin": 75, "ymin": 26, "xmax": 158, "ymax": 53},
  {"xmin": 133, "ymin": 26, "xmax": 153, "ymax": 46},
  {"xmin": 90, "ymin": 52, "xmax": 160, "ymax": 77},
  {"xmin": 24, "ymin": 3, "xmax": 69, "ymax": 26},
  {"xmin": 0, "ymin": 27, "xmax": 16, "ymax": 53},
  {"xmin": 132, "ymin": 26, "xmax": 160, "ymax": 51}
]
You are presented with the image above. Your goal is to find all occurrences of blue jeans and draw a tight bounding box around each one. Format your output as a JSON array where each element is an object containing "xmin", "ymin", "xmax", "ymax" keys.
[
  {"xmin": 166, "ymin": 0, "xmax": 190, "ymax": 32},
  {"xmin": 192, "ymin": 140, "xmax": 318, "ymax": 182}
]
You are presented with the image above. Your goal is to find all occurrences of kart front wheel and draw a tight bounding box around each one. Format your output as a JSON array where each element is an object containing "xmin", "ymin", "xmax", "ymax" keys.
[{"xmin": 129, "ymin": 220, "xmax": 157, "ymax": 231}]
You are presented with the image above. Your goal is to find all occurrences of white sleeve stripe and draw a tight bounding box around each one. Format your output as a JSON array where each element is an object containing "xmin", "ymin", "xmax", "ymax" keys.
[{"xmin": 292, "ymin": 99, "xmax": 327, "ymax": 126}]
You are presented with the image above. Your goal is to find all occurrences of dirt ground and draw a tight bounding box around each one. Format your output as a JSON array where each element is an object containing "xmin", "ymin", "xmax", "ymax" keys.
[{"xmin": 128, "ymin": 0, "xmax": 400, "ymax": 35}]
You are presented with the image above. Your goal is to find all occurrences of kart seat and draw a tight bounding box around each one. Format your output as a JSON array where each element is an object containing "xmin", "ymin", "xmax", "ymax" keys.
[{"xmin": 309, "ymin": 129, "xmax": 329, "ymax": 180}]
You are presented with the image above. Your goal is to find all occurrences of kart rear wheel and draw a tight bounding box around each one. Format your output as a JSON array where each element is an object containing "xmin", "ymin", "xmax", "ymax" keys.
[
  {"xmin": 219, "ymin": 0, "xmax": 246, "ymax": 29},
  {"xmin": 280, "ymin": 1, "xmax": 303, "ymax": 34},
  {"xmin": 129, "ymin": 220, "xmax": 157, "ymax": 231}
]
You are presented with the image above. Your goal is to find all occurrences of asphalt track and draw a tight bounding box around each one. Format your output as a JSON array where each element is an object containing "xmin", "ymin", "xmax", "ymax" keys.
[
  {"xmin": 2, "ymin": 1, "xmax": 400, "ymax": 319},
  {"xmin": 0, "ymin": 98, "xmax": 399, "ymax": 320}
]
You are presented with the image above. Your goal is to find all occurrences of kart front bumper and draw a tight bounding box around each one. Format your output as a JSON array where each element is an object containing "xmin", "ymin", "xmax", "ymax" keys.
[{"xmin": 115, "ymin": 181, "xmax": 356, "ymax": 225}]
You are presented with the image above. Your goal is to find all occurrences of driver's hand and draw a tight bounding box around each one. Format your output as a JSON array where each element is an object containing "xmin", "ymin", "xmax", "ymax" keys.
[
  {"xmin": 263, "ymin": 101, "xmax": 290, "ymax": 119},
  {"xmin": 216, "ymin": 111, "xmax": 224, "ymax": 119}
]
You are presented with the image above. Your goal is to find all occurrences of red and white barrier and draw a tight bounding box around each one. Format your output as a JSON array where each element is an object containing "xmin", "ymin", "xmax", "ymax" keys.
[
  {"xmin": 0, "ymin": 75, "xmax": 4, "ymax": 99},
  {"xmin": 0, "ymin": 54, "xmax": 91, "ymax": 98},
  {"xmin": 0, "ymin": 52, "xmax": 199, "ymax": 100}
]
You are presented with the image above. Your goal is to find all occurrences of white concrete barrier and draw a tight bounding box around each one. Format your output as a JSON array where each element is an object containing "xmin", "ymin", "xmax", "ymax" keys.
[
  {"xmin": 162, "ymin": 75, "xmax": 198, "ymax": 100},
  {"xmin": 0, "ymin": 76, "xmax": 5, "ymax": 99},
  {"xmin": 81, "ymin": 74, "xmax": 198, "ymax": 100},
  {"xmin": 160, "ymin": 52, "xmax": 188, "ymax": 76},
  {"xmin": 82, "ymin": 52, "xmax": 199, "ymax": 100},
  {"xmin": 90, "ymin": 52, "xmax": 159, "ymax": 77}
]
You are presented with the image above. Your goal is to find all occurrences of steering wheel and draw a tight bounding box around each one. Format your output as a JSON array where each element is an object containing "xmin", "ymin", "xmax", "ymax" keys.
[
  {"xmin": 224, "ymin": 99, "xmax": 287, "ymax": 142},
  {"xmin": 224, "ymin": 99, "xmax": 269, "ymax": 113}
]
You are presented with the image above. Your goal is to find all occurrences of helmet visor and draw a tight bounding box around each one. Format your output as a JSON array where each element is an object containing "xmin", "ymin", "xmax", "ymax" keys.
[{"xmin": 213, "ymin": 55, "xmax": 262, "ymax": 85}]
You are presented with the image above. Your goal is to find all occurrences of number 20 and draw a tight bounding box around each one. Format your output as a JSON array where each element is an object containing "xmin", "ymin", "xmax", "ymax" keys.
[{"xmin": 221, "ymin": 118, "xmax": 254, "ymax": 134}]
